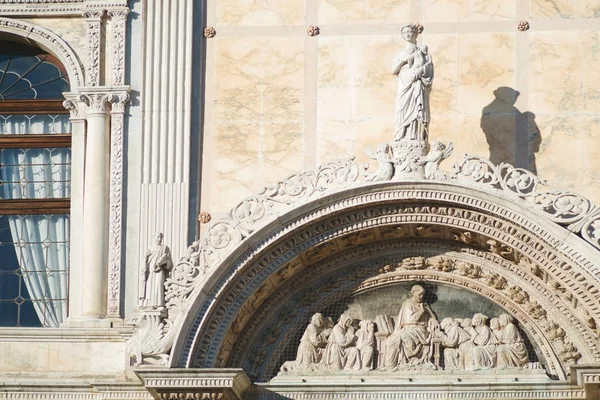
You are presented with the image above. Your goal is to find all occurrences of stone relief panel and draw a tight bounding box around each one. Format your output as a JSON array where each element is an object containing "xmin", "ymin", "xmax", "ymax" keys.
[{"xmin": 277, "ymin": 283, "xmax": 541, "ymax": 375}]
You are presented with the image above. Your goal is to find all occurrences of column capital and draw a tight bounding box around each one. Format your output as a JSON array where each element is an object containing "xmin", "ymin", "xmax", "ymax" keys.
[
  {"xmin": 62, "ymin": 92, "xmax": 88, "ymax": 121},
  {"xmin": 107, "ymin": 7, "xmax": 130, "ymax": 20},
  {"xmin": 82, "ymin": 9, "xmax": 105, "ymax": 21},
  {"xmin": 77, "ymin": 86, "xmax": 131, "ymax": 116}
]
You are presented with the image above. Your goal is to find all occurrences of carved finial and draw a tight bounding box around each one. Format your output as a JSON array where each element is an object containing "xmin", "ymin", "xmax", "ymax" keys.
[
  {"xmin": 204, "ymin": 27, "xmax": 216, "ymax": 38},
  {"xmin": 517, "ymin": 20, "xmax": 530, "ymax": 32},
  {"xmin": 306, "ymin": 25, "xmax": 320, "ymax": 36}
]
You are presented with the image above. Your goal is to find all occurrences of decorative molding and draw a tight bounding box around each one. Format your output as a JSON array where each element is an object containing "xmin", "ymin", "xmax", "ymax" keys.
[
  {"xmin": 199, "ymin": 212, "xmax": 212, "ymax": 224},
  {"xmin": 306, "ymin": 25, "xmax": 320, "ymax": 36},
  {"xmin": 0, "ymin": 18, "xmax": 85, "ymax": 88},
  {"xmin": 106, "ymin": 90, "xmax": 131, "ymax": 318},
  {"xmin": 204, "ymin": 26, "xmax": 216, "ymax": 38},
  {"xmin": 83, "ymin": 9, "xmax": 104, "ymax": 86},
  {"xmin": 518, "ymin": 20, "xmax": 530, "ymax": 31},
  {"xmin": 108, "ymin": 8, "xmax": 129, "ymax": 86}
]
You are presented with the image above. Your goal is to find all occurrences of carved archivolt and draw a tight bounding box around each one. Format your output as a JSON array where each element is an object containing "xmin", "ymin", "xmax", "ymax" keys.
[
  {"xmin": 172, "ymin": 189, "xmax": 600, "ymax": 379},
  {"xmin": 0, "ymin": 17, "xmax": 84, "ymax": 89}
]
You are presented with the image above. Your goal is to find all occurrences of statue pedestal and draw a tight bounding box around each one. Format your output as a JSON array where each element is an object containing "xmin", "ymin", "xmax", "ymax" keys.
[{"xmin": 391, "ymin": 140, "xmax": 429, "ymax": 180}]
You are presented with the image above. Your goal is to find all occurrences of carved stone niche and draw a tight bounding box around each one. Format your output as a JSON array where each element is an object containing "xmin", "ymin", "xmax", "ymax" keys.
[{"xmin": 272, "ymin": 282, "xmax": 546, "ymax": 380}]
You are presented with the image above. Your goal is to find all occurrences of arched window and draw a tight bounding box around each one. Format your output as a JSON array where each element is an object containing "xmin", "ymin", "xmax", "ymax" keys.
[{"xmin": 0, "ymin": 42, "xmax": 71, "ymax": 327}]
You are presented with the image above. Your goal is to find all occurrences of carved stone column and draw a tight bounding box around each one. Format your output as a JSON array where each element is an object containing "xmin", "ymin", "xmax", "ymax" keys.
[
  {"xmin": 79, "ymin": 90, "xmax": 111, "ymax": 319},
  {"xmin": 62, "ymin": 94, "xmax": 88, "ymax": 319},
  {"xmin": 83, "ymin": 10, "xmax": 104, "ymax": 86},
  {"xmin": 107, "ymin": 91, "xmax": 131, "ymax": 319}
]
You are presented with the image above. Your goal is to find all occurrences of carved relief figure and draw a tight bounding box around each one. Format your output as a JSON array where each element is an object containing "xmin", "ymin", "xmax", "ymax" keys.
[
  {"xmin": 280, "ymin": 313, "xmax": 329, "ymax": 372},
  {"xmin": 384, "ymin": 285, "xmax": 438, "ymax": 368},
  {"xmin": 440, "ymin": 318, "xmax": 471, "ymax": 370},
  {"xmin": 469, "ymin": 313, "xmax": 498, "ymax": 370},
  {"xmin": 393, "ymin": 24, "xmax": 434, "ymax": 142},
  {"xmin": 356, "ymin": 320, "xmax": 375, "ymax": 370},
  {"xmin": 423, "ymin": 141, "xmax": 454, "ymax": 180},
  {"xmin": 140, "ymin": 232, "xmax": 173, "ymax": 309},
  {"xmin": 496, "ymin": 314, "xmax": 529, "ymax": 369},
  {"xmin": 324, "ymin": 314, "xmax": 361, "ymax": 371}
]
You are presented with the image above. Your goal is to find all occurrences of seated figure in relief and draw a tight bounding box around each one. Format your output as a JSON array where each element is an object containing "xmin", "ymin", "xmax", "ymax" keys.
[
  {"xmin": 356, "ymin": 319, "xmax": 375, "ymax": 370},
  {"xmin": 496, "ymin": 313, "xmax": 529, "ymax": 369},
  {"xmin": 280, "ymin": 313, "xmax": 329, "ymax": 372},
  {"xmin": 469, "ymin": 313, "xmax": 498, "ymax": 370},
  {"xmin": 384, "ymin": 285, "xmax": 438, "ymax": 369},
  {"xmin": 324, "ymin": 314, "xmax": 361, "ymax": 371},
  {"xmin": 440, "ymin": 318, "xmax": 471, "ymax": 370}
]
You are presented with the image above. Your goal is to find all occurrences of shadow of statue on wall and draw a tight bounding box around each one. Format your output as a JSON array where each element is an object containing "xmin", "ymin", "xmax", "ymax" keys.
[{"xmin": 481, "ymin": 87, "xmax": 541, "ymax": 174}]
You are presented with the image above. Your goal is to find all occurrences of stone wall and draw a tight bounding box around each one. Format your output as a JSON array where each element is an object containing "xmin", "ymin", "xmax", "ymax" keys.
[{"xmin": 200, "ymin": 0, "xmax": 600, "ymax": 217}]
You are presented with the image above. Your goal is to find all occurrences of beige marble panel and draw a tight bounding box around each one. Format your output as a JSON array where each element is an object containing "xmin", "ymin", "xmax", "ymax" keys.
[
  {"xmin": 210, "ymin": 38, "xmax": 304, "ymax": 212},
  {"xmin": 528, "ymin": 32, "xmax": 582, "ymax": 114},
  {"xmin": 533, "ymin": 115, "xmax": 582, "ymax": 193},
  {"xmin": 318, "ymin": 0, "xmax": 412, "ymax": 25},
  {"xmin": 216, "ymin": 0, "xmax": 304, "ymax": 26},
  {"xmin": 0, "ymin": 341, "xmax": 125, "ymax": 372},
  {"xmin": 582, "ymin": 30, "xmax": 600, "ymax": 112},
  {"xmin": 317, "ymin": 36, "xmax": 399, "ymax": 165},
  {"xmin": 580, "ymin": 0, "xmax": 600, "ymax": 18},
  {"xmin": 530, "ymin": 0, "xmax": 600, "ymax": 19},
  {"xmin": 423, "ymin": 0, "xmax": 516, "ymax": 23},
  {"xmin": 458, "ymin": 33, "xmax": 515, "ymax": 115}
]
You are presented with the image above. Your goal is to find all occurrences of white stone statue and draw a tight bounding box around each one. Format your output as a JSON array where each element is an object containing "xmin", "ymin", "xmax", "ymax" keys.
[
  {"xmin": 496, "ymin": 314, "xmax": 529, "ymax": 369},
  {"xmin": 324, "ymin": 314, "xmax": 361, "ymax": 371},
  {"xmin": 140, "ymin": 232, "xmax": 173, "ymax": 309},
  {"xmin": 393, "ymin": 24, "xmax": 434, "ymax": 142},
  {"xmin": 440, "ymin": 317, "xmax": 471, "ymax": 370},
  {"xmin": 384, "ymin": 285, "xmax": 438, "ymax": 368},
  {"xmin": 280, "ymin": 313, "xmax": 330, "ymax": 372},
  {"xmin": 423, "ymin": 141, "xmax": 453, "ymax": 179},
  {"xmin": 469, "ymin": 313, "xmax": 498, "ymax": 370},
  {"xmin": 356, "ymin": 320, "xmax": 375, "ymax": 370}
]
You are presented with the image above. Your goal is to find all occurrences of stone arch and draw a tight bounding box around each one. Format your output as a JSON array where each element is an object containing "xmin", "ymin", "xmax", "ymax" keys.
[
  {"xmin": 169, "ymin": 180, "xmax": 600, "ymax": 381},
  {"xmin": 0, "ymin": 17, "xmax": 85, "ymax": 90}
]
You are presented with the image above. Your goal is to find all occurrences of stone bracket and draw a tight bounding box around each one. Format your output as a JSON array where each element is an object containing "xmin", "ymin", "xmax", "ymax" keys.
[{"xmin": 135, "ymin": 369, "xmax": 252, "ymax": 400}]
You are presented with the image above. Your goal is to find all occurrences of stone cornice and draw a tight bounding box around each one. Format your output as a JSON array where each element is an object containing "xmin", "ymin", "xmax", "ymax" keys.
[
  {"xmin": 0, "ymin": 0, "xmax": 128, "ymax": 16},
  {"xmin": 0, "ymin": 326, "xmax": 131, "ymax": 342},
  {"xmin": 135, "ymin": 369, "xmax": 252, "ymax": 400}
]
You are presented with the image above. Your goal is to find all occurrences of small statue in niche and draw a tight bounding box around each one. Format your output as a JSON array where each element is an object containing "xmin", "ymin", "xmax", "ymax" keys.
[{"xmin": 139, "ymin": 232, "xmax": 173, "ymax": 309}]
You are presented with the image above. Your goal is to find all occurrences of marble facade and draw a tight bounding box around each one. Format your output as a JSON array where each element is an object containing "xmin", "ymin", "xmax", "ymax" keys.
[{"xmin": 1, "ymin": 0, "xmax": 600, "ymax": 399}]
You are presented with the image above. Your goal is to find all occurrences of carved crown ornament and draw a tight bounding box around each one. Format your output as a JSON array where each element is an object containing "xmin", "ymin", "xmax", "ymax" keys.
[{"xmin": 126, "ymin": 30, "xmax": 600, "ymax": 391}]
